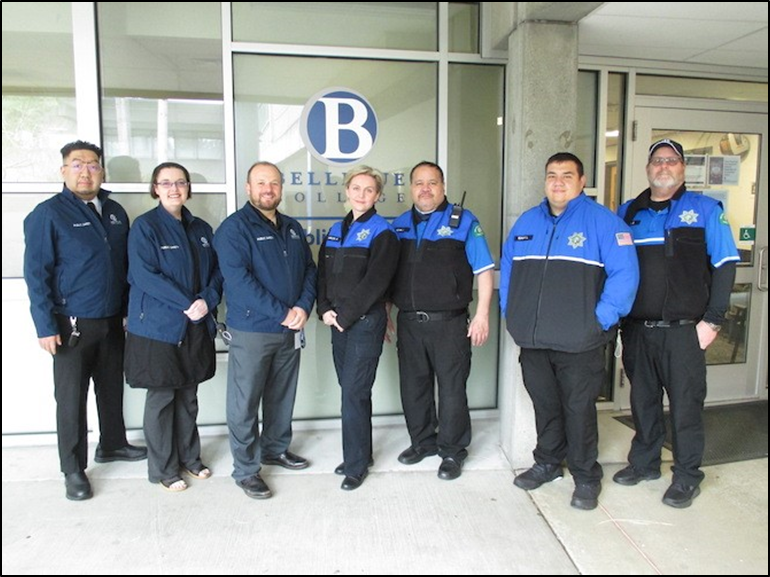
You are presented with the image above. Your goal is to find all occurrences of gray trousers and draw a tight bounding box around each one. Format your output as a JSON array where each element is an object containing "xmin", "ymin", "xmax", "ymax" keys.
[
  {"xmin": 144, "ymin": 385, "xmax": 202, "ymax": 483},
  {"xmin": 226, "ymin": 329, "xmax": 300, "ymax": 481}
]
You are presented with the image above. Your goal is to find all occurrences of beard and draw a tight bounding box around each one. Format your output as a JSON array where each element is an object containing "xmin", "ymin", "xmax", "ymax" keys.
[
  {"xmin": 650, "ymin": 173, "xmax": 682, "ymax": 189},
  {"xmin": 251, "ymin": 194, "xmax": 281, "ymax": 211}
]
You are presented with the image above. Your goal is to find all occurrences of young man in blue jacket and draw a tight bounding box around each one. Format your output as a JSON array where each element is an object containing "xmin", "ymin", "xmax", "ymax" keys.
[
  {"xmin": 213, "ymin": 161, "xmax": 317, "ymax": 500},
  {"xmin": 23, "ymin": 140, "xmax": 147, "ymax": 501},
  {"xmin": 501, "ymin": 152, "xmax": 639, "ymax": 510},
  {"xmin": 614, "ymin": 139, "xmax": 739, "ymax": 508}
]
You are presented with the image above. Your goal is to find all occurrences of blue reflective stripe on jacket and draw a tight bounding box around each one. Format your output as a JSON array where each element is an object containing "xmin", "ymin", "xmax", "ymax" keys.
[{"xmin": 501, "ymin": 193, "xmax": 639, "ymax": 353}]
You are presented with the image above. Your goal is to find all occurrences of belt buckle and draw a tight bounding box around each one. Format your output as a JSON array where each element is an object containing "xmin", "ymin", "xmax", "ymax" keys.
[
  {"xmin": 643, "ymin": 320, "xmax": 657, "ymax": 328},
  {"xmin": 416, "ymin": 311, "xmax": 430, "ymax": 323}
]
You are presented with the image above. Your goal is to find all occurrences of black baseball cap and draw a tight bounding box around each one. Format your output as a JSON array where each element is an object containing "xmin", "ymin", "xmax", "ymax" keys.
[{"xmin": 648, "ymin": 138, "xmax": 684, "ymax": 161}]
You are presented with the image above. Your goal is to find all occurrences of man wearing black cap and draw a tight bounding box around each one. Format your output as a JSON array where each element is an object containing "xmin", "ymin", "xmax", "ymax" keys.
[{"xmin": 615, "ymin": 139, "xmax": 740, "ymax": 508}]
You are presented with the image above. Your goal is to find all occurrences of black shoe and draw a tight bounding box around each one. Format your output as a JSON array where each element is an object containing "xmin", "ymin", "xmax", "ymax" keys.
[
  {"xmin": 612, "ymin": 465, "xmax": 661, "ymax": 486},
  {"xmin": 662, "ymin": 482, "xmax": 701, "ymax": 508},
  {"xmin": 437, "ymin": 457, "xmax": 462, "ymax": 481},
  {"xmin": 335, "ymin": 458, "xmax": 374, "ymax": 476},
  {"xmin": 261, "ymin": 451, "xmax": 309, "ymax": 470},
  {"xmin": 513, "ymin": 463, "xmax": 563, "ymax": 490},
  {"xmin": 94, "ymin": 443, "xmax": 147, "ymax": 463},
  {"xmin": 341, "ymin": 470, "xmax": 368, "ymax": 491},
  {"xmin": 237, "ymin": 474, "xmax": 273, "ymax": 499},
  {"xmin": 571, "ymin": 482, "xmax": 602, "ymax": 510},
  {"xmin": 64, "ymin": 471, "xmax": 93, "ymax": 501},
  {"xmin": 397, "ymin": 445, "xmax": 438, "ymax": 465}
]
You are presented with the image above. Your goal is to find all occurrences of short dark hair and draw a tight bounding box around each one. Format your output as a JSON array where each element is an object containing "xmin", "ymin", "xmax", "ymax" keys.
[
  {"xmin": 409, "ymin": 161, "xmax": 444, "ymax": 184},
  {"xmin": 60, "ymin": 140, "xmax": 102, "ymax": 162},
  {"xmin": 150, "ymin": 162, "xmax": 192, "ymax": 199},
  {"xmin": 546, "ymin": 152, "xmax": 584, "ymax": 177},
  {"xmin": 247, "ymin": 161, "xmax": 283, "ymax": 183}
]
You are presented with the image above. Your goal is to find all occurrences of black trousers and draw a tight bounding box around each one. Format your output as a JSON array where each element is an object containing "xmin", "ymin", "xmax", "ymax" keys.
[
  {"xmin": 396, "ymin": 312, "xmax": 471, "ymax": 460},
  {"xmin": 144, "ymin": 385, "xmax": 202, "ymax": 483},
  {"xmin": 331, "ymin": 307, "xmax": 387, "ymax": 477},
  {"xmin": 519, "ymin": 346, "xmax": 605, "ymax": 485},
  {"xmin": 53, "ymin": 314, "xmax": 128, "ymax": 474},
  {"xmin": 621, "ymin": 322, "xmax": 707, "ymax": 486}
]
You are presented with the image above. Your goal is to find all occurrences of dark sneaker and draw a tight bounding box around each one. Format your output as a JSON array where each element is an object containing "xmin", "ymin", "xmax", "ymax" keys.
[
  {"xmin": 571, "ymin": 483, "xmax": 602, "ymax": 510},
  {"xmin": 662, "ymin": 482, "xmax": 701, "ymax": 508},
  {"xmin": 612, "ymin": 465, "xmax": 661, "ymax": 486},
  {"xmin": 513, "ymin": 463, "xmax": 563, "ymax": 490}
]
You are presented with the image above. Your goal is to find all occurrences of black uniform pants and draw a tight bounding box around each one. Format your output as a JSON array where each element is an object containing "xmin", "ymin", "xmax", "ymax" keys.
[
  {"xmin": 621, "ymin": 322, "xmax": 707, "ymax": 486},
  {"xmin": 519, "ymin": 346, "xmax": 605, "ymax": 485},
  {"xmin": 144, "ymin": 385, "xmax": 203, "ymax": 483},
  {"xmin": 331, "ymin": 307, "xmax": 387, "ymax": 477},
  {"xmin": 53, "ymin": 314, "xmax": 128, "ymax": 474},
  {"xmin": 396, "ymin": 312, "xmax": 471, "ymax": 460}
]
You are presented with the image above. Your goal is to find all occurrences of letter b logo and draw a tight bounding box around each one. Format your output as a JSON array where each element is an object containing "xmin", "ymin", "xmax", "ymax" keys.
[{"xmin": 301, "ymin": 88, "xmax": 378, "ymax": 166}]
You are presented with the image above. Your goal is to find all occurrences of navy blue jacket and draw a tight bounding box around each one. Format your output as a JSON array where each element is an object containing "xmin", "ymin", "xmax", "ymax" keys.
[
  {"xmin": 501, "ymin": 193, "xmax": 639, "ymax": 353},
  {"xmin": 213, "ymin": 204, "xmax": 317, "ymax": 333},
  {"xmin": 126, "ymin": 205, "xmax": 222, "ymax": 345},
  {"xmin": 24, "ymin": 186, "xmax": 129, "ymax": 338}
]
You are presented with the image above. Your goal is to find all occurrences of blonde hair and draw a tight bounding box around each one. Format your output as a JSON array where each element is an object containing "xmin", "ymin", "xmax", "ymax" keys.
[{"xmin": 343, "ymin": 165, "xmax": 384, "ymax": 194}]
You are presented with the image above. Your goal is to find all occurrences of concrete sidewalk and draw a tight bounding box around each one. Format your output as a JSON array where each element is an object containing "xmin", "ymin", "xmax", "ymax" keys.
[{"xmin": 2, "ymin": 416, "xmax": 767, "ymax": 574}]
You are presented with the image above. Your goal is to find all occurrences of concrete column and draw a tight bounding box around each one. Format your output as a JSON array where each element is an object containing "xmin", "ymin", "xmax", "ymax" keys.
[{"xmin": 499, "ymin": 18, "xmax": 580, "ymax": 468}]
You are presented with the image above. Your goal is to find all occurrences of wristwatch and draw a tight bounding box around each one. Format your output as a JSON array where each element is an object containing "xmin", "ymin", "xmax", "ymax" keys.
[{"xmin": 705, "ymin": 321, "xmax": 722, "ymax": 332}]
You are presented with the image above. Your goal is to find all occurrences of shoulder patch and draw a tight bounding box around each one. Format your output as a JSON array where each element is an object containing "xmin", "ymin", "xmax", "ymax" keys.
[
  {"xmin": 719, "ymin": 212, "xmax": 729, "ymax": 225},
  {"xmin": 616, "ymin": 232, "xmax": 633, "ymax": 246},
  {"xmin": 472, "ymin": 223, "xmax": 485, "ymax": 237}
]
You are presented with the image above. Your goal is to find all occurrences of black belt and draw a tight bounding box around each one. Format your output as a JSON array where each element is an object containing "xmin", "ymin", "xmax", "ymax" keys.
[
  {"xmin": 629, "ymin": 319, "xmax": 697, "ymax": 328},
  {"xmin": 399, "ymin": 309, "xmax": 467, "ymax": 322}
]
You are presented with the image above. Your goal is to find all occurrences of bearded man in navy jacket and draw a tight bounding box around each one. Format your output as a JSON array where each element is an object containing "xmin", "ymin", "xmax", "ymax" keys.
[{"xmin": 214, "ymin": 161, "xmax": 317, "ymax": 500}]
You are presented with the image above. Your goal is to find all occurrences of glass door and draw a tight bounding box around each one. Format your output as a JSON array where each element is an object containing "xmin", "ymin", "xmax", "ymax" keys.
[{"xmin": 617, "ymin": 101, "xmax": 768, "ymax": 406}]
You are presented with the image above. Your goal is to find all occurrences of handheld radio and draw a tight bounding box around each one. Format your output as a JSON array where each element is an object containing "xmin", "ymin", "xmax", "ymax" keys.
[{"xmin": 448, "ymin": 190, "xmax": 467, "ymax": 229}]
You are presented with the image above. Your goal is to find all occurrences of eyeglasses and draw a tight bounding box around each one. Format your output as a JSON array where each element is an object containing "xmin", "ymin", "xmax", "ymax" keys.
[
  {"xmin": 155, "ymin": 180, "xmax": 190, "ymax": 190},
  {"xmin": 649, "ymin": 157, "xmax": 682, "ymax": 167},
  {"xmin": 64, "ymin": 161, "xmax": 102, "ymax": 173}
]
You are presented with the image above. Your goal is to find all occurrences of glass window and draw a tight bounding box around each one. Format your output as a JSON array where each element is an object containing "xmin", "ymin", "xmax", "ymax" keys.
[
  {"xmin": 97, "ymin": 2, "xmax": 225, "ymax": 183},
  {"xmin": 604, "ymin": 72, "xmax": 626, "ymax": 211},
  {"xmin": 235, "ymin": 54, "xmax": 441, "ymax": 417},
  {"xmin": 447, "ymin": 63, "xmax": 504, "ymax": 264},
  {"xmin": 637, "ymin": 76, "xmax": 768, "ymax": 102},
  {"xmin": 232, "ymin": 2, "xmax": 437, "ymax": 51},
  {"xmin": 2, "ymin": 3, "xmax": 76, "ymax": 182},
  {"xmin": 449, "ymin": 2, "xmax": 479, "ymax": 53},
  {"xmin": 576, "ymin": 70, "xmax": 598, "ymax": 187}
]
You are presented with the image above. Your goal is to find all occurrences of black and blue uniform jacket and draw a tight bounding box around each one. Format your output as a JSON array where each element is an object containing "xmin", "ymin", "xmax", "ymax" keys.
[
  {"xmin": 317, "ymin": 207, "xmax": 399, "ymax": 329},
  {"xmin": 24, "ymin": 186, "xmax": 129, "ymax": 338},
  {"xmin": 126, "ymin": 204, "xmax": 222, "ymax": 345},
  {"xmin": 391, "ymin": 200, "xmax": 493, "ymax": 312},
  {"xmin": 501, "ymin": 192, "xmax": 639, "ymax": 353},
  {"xmin": 618, "ymin": 186, "xmax": 739, "ymax": 323}
]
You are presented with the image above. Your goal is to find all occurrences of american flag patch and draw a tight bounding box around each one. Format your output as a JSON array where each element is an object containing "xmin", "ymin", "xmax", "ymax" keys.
[{"xmin": 616, "ymin": 232, "xmax": 633, "ymax": 246}]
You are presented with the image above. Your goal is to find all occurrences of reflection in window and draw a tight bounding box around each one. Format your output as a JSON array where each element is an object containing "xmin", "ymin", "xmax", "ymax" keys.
[
  {"xmin": 98, "ymin": 2, "xmax": 225, "ymax": 183},
  {"xmin": 2, "ymin": 2, "xmax": 76, "ymax": 182},
  {"xmin": 232, "ymin": 2, "xmax": 437, "ymax": 51},
  {"xmin": 706, "ymin": 283, "xmax": 750, "ymax": 365}
]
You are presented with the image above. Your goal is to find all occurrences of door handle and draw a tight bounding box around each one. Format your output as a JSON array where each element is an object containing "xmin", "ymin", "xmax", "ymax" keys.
[{"xmin": 758, "ymin": 246, "xmax": 768, "ymax": 292}]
